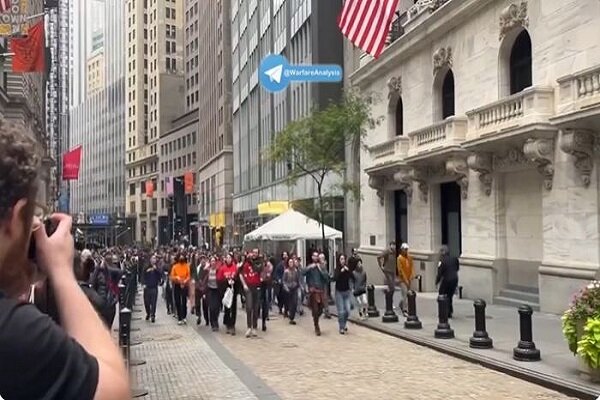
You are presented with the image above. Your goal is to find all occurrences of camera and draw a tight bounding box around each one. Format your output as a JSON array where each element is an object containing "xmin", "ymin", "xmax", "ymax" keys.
[{"xmin": 28, "ymin": 218, "xmax": 57, "ymax": 261}]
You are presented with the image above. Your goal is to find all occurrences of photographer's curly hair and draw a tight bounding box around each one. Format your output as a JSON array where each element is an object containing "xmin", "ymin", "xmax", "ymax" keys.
[{"xmin": 0, "ymin": 119, "xmax": 40, "ymax": 220}]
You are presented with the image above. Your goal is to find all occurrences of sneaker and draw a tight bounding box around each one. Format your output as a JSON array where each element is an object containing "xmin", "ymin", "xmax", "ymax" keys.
[
  {"xmin": 197, "ymin": 318, "xmax": 201, "ymax": 325},
  {"xmin": 289, "ymin": 320, "xmax": 296, "ymax": 325},
  {"xmin": 151, "ymin": 316, "xmax": 155, "ymax": 323},
  {"xmin": 344, "ymin": 326, "xmax": 348, "ymax": 333},
  {"xmin": 315, "ymin": 327, "xmax": 321, "ymax": 336},
  {"xmin": 245, "ymin": 328, "xmax": 252, "ymax": 338},
  {"xmin": 177, "ymin": 320, "xmax": 183, "ymax": 325},
  {"xmin": 339, "ymin": 329, "xmax": 345, "ymax": 335},
  {"xmin": 231, "ymin": 329, "xmax": 236, "ymax": 336},
  {"xmin": 145, "ymin": 315, "xmax": 150, "ymax": 321},
  {"xmin": 183, "ymin": 319, "xmax": 187, "ymax": 325},
  {"xmin": 262, "ymin": 324, "xmax": 267, "ymax": 332},
  {"xmin": 251, "ymin": 329, "xmax": 258, "ymax": 337}
]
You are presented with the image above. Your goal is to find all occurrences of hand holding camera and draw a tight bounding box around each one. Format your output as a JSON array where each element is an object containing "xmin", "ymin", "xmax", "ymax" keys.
[{"xmin": 32, "ymin": 214, "xmax": 75, "ymax": 282}]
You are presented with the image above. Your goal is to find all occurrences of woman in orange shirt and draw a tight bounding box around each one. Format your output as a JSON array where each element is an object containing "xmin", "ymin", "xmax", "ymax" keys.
[{"xmin": 170, "ymin": 253, "xmax": 191, "ymax": 325}]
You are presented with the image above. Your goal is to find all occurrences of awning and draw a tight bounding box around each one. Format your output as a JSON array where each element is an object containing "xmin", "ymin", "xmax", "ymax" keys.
[{"xmin": 257, "ymin": 201, "xmax": 289, "ymax": 215}]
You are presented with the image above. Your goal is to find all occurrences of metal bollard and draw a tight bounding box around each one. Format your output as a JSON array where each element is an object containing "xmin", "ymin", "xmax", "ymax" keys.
[
  {"xmin": 458, "ymin": 286, "xmax": 463, "ymax": 299},
  {"xmin": 382, "ymin": 290, "xmax": 399, "ymax": 323},
  {"xmin": 118, "ymin": 283, "xmax": 126, "ymax": 311},
  {"xmin": 404, "ymin": 290, "xmax": 422, "ymax": 329},
  {"xmin": 434, "ymin": 294, "xmax": 454, "ymax": 339},
  {"xmin": 469, "ymin": 299, "xmax": 493, "ymax": 349},
  {"xmin": 416, "ymin": 275, "xmax": 423, "ymax": 293},
  {"xmin": 513, "ymin": 304, "xmax": 541, "ymax": 361},
  {"xmin": 119, "ymin": 308, "xmax": 149, "ymax": 398},
  {"xmin": 366, "ymin": 285, "xmax": 380, "ymax": 318}
]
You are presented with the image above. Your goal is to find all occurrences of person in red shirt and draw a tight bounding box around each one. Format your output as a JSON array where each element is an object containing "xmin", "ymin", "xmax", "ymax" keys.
[
  {"xmin": 217, "ymin": 253, "xmax": 239, "ymax": 335},
  {"xmin": 239, "ymin": 248, "xmax": 263, "ymax": 338}
]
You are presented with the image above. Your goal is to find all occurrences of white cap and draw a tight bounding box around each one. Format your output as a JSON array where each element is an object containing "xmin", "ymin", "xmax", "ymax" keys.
[
  {"xmin": 401, "ymin": 243, "xmax": 409, "ymax": 250},
  {"xmin": 81, "ymin": 249, "xmax": 92, "ymax": 260}
]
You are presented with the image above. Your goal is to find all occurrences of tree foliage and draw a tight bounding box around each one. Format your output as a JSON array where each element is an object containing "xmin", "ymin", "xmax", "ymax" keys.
[{"xmin": 267, "ymin": 90, "xmax": 379, "ymax": 249}]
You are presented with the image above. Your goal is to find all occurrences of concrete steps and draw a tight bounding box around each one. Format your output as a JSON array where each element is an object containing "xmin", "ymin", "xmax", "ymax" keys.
[{"xmin": 494, "ymin": 284, "xmax": 540, "ymax": 311}]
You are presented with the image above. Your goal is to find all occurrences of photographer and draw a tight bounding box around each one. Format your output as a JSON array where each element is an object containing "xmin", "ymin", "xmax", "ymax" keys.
[{"xmin": 0, "ymin": 121, "xmax": 129, "ymax": 399}]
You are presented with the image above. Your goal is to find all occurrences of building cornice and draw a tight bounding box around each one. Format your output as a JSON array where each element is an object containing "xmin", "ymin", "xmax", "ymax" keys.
[{"xmin": 350, "ymin": 0, "xmax": 496, "ymax": 89}]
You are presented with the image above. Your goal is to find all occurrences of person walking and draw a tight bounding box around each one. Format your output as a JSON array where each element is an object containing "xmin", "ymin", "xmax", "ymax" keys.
[
  {"xmin": 318, "ymin": 253, "xmax": 332, "ymax": 319},
  {"xmin": 162, "ymin": 254, "xmax": 175, "ymax": 315},
  {"xmin": 219, "ymin": 253, "xmax": 239, "ymax": 335},
  {"xmin": 206, "ymin": 257, "xmax": 221, "ymax": 331},
  {"xmin": 170, "ymin": 254, "xmax": 191, "ymax": 325},
  {"xmin": 274, "ymin": 251, "xmax": 288, "ymax": 315},
  {"xmin": 282, "ymin": 257, "xmax": 300, "ymax": 325},
  {"xmin": 353, "ymin": 260, "xmax": 368, "ymax": 320},
  {"xmin": 436, "ymin": 245, "xmax": 460, "ymax": 318},
  {"xmin": 240, "ymin": 249, "xmax": 262, "ymax": 338},
  {"xmin": 334, "ymin": 255, "xmax": 353, "ymax": 334},
  {"xmin": 143, "ymin": 255, "xmax": 162, "ymax": 323},
  {"xmin": 259, "ymin": 254, "xmax": 273, "ymax": 332},
  {"xmin": 397, "ymin": 243, "xmax": 414, "ymax": 316},
  {"xmin": 194, "ymin": 255, "xmax": 209, "ymax": 326},
  {"xmin": 90, "ymin": 254, "xmax": 122, "ymax": 327},
  {"xmin": 377, "ymin": 242, "xmax": 397, "ymax": 295},
  {"xmin": 304, "ymin": 252, "xmax": 330, "ymax": 336}
]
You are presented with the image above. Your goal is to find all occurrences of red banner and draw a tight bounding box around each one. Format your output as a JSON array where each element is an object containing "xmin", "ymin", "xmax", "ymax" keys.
[
  {"xmin": 62, "ymin": 145, "xmax": 82, "ymax": 180},
  {"xmin": 10, "ymin": 20, "xmax": 45, "ymax": 73},
  {"xmin": 146, "ymin": 180, "xmax": 154, "ymax": 198},
  {"xmin": 184, "ymin": 171, "xmax": 194, "ymax": 194}
]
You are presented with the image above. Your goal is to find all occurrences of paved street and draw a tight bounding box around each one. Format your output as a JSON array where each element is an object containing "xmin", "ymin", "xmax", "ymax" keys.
[
  {"xmin": 215, "ymin": 307, "xmax": 577, "ymax": 400},
  {"xmin": 125, "ymin": 292, "xmax": 275, "ymax": 400}
]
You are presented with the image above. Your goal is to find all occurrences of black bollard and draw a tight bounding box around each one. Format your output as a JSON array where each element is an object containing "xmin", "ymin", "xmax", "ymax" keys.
[
  {"xmin": 469, "ymin": 299, "xmax": 493, "ymax": 349},
  {"xmin": 416, "ymin": 275, "xmax": 422, "ymax": 293},
  {"xmin": 404, "ymin": 290, "xmax": 422, "ymax": 329},
  {"xmin": 366, "ymin": 285, "xmax": 380, "ymax": 317},
  {"xmin": 118, "ymin": 283, "xmax": 126, "ymax": 310},
  {"xmin": 434, "ymin": 294, "xmax": 454, "ymax": 339},
  {"xmin": 382, "ymin": 290, "xmax": 399, "ymax": 323},
  {"xmin": 119, "ymin": 308, "xmax": 148, "ymax": 398},
  {"xmin": 513, "ymin": 304, "xmax": 541, "ymax": 361}
]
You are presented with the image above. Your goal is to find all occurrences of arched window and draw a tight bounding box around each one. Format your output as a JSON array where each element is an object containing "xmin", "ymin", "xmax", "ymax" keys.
[
  {"xmin": 395, "ymin": 97, "xmax": 403, "ymax": 136},
  {"xmin": 441, "ymin": 70, "xmax": 455, "ymax": 119},
  {"xmin": 509, "ymin": 30, "xmax": 532, "ymax": 94}
]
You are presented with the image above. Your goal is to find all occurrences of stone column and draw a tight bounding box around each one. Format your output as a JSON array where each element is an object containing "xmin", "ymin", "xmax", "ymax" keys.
[
  {"xmin": 460, "ymin": 153, "xmax": 503, "ymax": 302},
  {"xmin": 539, "ymin": 130, "xmax": 600, "ymax": 313}
]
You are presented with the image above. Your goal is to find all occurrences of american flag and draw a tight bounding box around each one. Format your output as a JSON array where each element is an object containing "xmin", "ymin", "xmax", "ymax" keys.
[
  {"xmin": 0, "ymin": 0, "xmax": 9, "ymax": 14},
  {"xmin": 338, "ymin": 0, "xmax": 401, "ymax": 58}
]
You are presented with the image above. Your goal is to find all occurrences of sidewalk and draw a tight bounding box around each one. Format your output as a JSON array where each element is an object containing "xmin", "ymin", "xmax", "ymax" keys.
[
  {"xmin": 120, "ymin": 290, "xmax": 279, "ymax": 399},
  {"xmin": 326, "ymin": 288, "xmax": 600, "ymax": 400}
]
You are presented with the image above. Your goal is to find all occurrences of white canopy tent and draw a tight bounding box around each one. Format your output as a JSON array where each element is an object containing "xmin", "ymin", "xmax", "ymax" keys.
[{"xmin": 244, "ymin": 209, "xmax": 342, "ymax": 267}]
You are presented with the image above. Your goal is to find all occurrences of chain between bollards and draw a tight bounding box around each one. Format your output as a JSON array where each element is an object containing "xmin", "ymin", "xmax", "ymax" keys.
[
  {"xmin": 404, "ymin": 290, "xmax": 422, "ymax": 329},
  {"xmin": 366, "ymin": 285, "xmax": 380, "ymax": 318},
  {"xmin": 434, "ymin": 294, "xmax": 454, "ymax": 339},
  {"xmin": 513, "ymin": 304, "xmax": 541, "ymax": 361},
  {"xmin": 469, "ymin": 299, "xmax": 493, "ymax": 349}
]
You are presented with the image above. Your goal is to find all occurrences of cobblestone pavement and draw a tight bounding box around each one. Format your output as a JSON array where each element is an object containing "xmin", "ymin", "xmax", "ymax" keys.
[
  {"xmin": 215, "ymin": 308, "xmax": 579, "ymax": 400},
  {"xmin": 126, "ymin": 294, "xmax": 259, "ymax": 400}
]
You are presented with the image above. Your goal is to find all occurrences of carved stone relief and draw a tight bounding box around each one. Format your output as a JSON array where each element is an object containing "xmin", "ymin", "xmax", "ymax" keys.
[
  {"xmin": 368, "ymin": 176, "xmax": 386, "ymax": 206},
  {"xmin": 560, "ymin": 130, "xmax": 594, "ymax": 187},
  {"xmin": 467, "ymin": 153, "xmax": 493, "ymax": 196},
  {"xmin": 387, "ymin": 76, "xmax": 402, "ymax": 99},
  {"xmin": 493, "ymin": 147, "xmax": 532, "ymax": 170},
  {"xmin": 499, "ymin": 1, "xmax": 529, "ymax": 40},
  {"xmin": 523, "ymin": 138, "xmax": 555, "ymax": 190},
  {"xmin": 393, "ymin": 169, "xmax": 413, "ymax": 201},
  {"xmin": 445, "ymin": 157, "xmax": 469, "ymax": 199},
  {"xmin": 409, "ymin": 0, "xmax": 449, "ymax": 18},
  {"xmin": 433, "ymin": 46, "xmax": 452, "ymax": 75}
]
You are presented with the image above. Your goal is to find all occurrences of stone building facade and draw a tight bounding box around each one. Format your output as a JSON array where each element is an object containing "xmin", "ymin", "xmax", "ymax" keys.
[{"xmin": 354, "ymin": 0, "xmax": 600, "ymax": 314}]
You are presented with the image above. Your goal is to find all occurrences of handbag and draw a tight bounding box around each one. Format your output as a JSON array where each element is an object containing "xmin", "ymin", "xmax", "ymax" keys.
[{"xmin": 222, "ymin": 287, "xmax": 234, "ymax": 309}]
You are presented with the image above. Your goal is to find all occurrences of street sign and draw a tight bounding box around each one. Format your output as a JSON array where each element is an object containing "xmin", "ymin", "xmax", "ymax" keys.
[{"xmin": 89, "ymin": 214, "xmax": 110, "ymax": 226}]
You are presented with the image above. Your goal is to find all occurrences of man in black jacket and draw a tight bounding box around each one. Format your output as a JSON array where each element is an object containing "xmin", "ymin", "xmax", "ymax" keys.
[
  {"xmin": 435, "ymin": 245, "xmax": 460, "ymax": 318},
  {"xmin": 0, "ymin": 120, "xmax": 129, "ymax": 399}
]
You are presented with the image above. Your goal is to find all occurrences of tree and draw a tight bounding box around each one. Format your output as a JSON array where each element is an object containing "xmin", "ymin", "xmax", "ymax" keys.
[{"xmin": 267, "ymin": 90, "xmax": 379, "ymax": 253}]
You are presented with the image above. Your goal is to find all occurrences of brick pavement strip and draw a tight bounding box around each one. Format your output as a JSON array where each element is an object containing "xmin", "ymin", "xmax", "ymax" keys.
[
  {"xmin": 215, "ymin": 309, "xmax": 579, "ymax": 400},
  {"xmin": 125, "ymin": 295, "xmax": 258, "ymax": 400}
]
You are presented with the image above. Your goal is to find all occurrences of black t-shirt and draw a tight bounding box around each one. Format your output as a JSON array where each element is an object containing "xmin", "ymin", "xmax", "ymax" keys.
[{"xmin": 0, "ymin": 291, "xmax": 99, "ymax": 400}]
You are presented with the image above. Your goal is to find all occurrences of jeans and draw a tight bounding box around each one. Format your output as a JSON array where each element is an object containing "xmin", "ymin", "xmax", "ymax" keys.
[
  {"xmin": 173, "ymin": 285, "xmax": 188, "ymax": 321},
  {"xmin": 143, "ymin": 287, "xmax": 158, "ymax": 317},
  {"xmin": 260, "ymin": 283, "xmax": 272, "ymax": 326},
  {"xmin": 244, "ymin": 286, "xmax": 260, "ymax": 329},
  {"xmin": 194, "ymin": 289, "xmax": 209, "ymax": 324},
  {"xmin": 335, "ymin": 290, "xmax": 352, "ymax": 330},
  {"xmin": 165, "ymin": 284, "xmax": 174, "ymax": 314},
  {"xmin": 308, "ymin": 290, "xmax": 325, "ymax": 328},
  {"xmin": 208, "ymin": 288, "xmax": 221, "ymax": 328},
  {"xmin": 223, "ymin": 287, "xmax": 238, "ymax": 329},
  {"xmin": 286, "ymin": 287, "xmax": 298, "ymax": 320}
]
